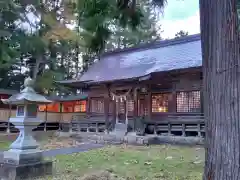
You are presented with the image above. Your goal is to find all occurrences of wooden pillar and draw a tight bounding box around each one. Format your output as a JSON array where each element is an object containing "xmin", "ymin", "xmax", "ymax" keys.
[
  {"xmin": 59, "ymin": 102, "xmax": 62, "ymax": 131},
  {"xmin": 170, "ymin": 92, "xmax": 177, "ymax": 113},
  {"xmin": 168, "ymin": 123, "xmax": 171, "ymax": 135},
  {"xmin": 116, "ymin": 101, "xmax": 119, "ymax": 124},
  {"xmin": 170, "ymin": 82, "xmax": 177, "ymax": 113},
  {"xmin": 182, "ymin": 124, "xmax": 186, "ymax": 136},
  {"xmin": 112, "ymin": 99, "xmax": 116, "ymax": 127},
  {"xmin": 197, "ymin": 123, "xmax": 202, "ymax": 137},
  {"xmin": 124, "ymin": 100, "xmax": 128, "ymax": 125},
  {"xmin": 133, "ymin": 88, "xmax": 138, "ymax": 117},
  {"xmin": 96, "ymin": 123, "xmax": 99, "ymax": 133},
  {"xmin": 87, "ymin": 96, "xmax": 91, "ymax": 115},
  {"xmin": 147, "ymin": 85, "xmax": 152, "ymax": 120},
  {"xmin": 44, "ymin": 105, "xmax": 47, "ymax": 132},
  {"xmin": 200, "ymin": 88, "xmax": 204, "ymax": 114},
  {"xmin": 104, "ymin": 96, "xmax": 110, "ymax": 133},
  {"xmin": 69, "ymin": 119, "xmax": 73, "ymax": 133},
  {"xmin": 133, "ymin": 87, "xmax": 138, "ymax": 131}
]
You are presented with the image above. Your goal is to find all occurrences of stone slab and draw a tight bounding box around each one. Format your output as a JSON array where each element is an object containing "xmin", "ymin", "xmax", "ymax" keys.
[
  {"xmin": 155, "ymin": 136, "xmax": 204, "ymax": 145},
  {"xmin": 0, "ymin": 160, "xmax": 52, "ymax": 180},
  {"xmin": 112, "ymin": 123, "xmax": 127, "ymax": 136}
]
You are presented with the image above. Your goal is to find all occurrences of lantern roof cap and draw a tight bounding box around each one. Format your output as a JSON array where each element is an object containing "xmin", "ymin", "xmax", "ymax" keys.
[{"xmin": 1, "ymin": 77, "xmax": 52, "ymax": 105}]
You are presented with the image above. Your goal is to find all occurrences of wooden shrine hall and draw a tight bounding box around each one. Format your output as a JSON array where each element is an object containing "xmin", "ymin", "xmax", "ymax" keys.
[{"xmin": 59, "ymin": 34, "xmax": 204, "ymax": 137}]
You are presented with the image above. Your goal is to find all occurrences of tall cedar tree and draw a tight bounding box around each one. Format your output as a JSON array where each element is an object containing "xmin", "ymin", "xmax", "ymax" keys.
[{"xmin": 200, "ymin": 0, "xmax": 240, "ymax": 179}]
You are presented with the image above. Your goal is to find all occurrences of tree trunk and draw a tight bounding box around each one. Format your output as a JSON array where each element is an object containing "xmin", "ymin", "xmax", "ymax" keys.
[
  {"xmin": 75, "ymin": 44, "xmax": 79, "ymax": 79},
  {"xmin": 33, "ymin": 58, "xmax": 41, "ymax": 80},
  {"xmin": 200, "ymin": 0, "xmax": 240, "ymax": 179}
]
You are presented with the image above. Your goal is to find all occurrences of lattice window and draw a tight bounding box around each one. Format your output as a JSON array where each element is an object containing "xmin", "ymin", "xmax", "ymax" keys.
[
  {"xmin": 152, "ymin": 94, "xmax": 170, "ymax": 113},
  {"xmin": 74, "ymin": 100, "xmax": 86, "ymax": 112},
  {"xmin": 90, "ymin": 98, "xmax": 104, "ymax": 113},
  {"xmin": 62, "ymin": 102, "xmax": 74, "ymax": 112},
  {"xmin": 127, "ymin": 99, "xmax": 134, "ymax": 111},
  {"xmin": 176, "ymin": 91, "xmax": 201, "ymax": 113},
  {"xmin": 127, "ymin": 99, "xmax": 134, "ymax": 115}
]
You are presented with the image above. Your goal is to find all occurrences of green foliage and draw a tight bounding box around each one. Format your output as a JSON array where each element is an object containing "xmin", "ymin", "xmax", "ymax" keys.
[
  {"xmin": 75, "ymin": 0, "xmax": 164, "ymax": 54},
  {"xmin": 35, "ymin": 70, "xmax": 62, "ymax": 92},
  {"xmin": 106, "ymin": 0, "xmax": 161, "ymax": 50},
  {"xmin": 175, "ymin": 30, "xmax": 189, "ymax": 38},
  {"xmin": 75, "ymin": 0, "xmax": 146, "ymax": 53},
  {"xmin": 152, "ymin": 0, "xmax": 166, "ymax": 7},
  {"xmin": 0, "ymin": 0, "xmax": 21, "ymax": 69}
]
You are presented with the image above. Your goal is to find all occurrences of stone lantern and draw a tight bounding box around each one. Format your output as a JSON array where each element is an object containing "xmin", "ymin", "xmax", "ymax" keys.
[{"xmin": 0, "ymin": 77, "xmax": 53, "ymax": 180}]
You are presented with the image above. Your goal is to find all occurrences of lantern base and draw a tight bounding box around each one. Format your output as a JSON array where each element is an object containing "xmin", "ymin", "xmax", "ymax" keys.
[
  {"xmin": 3, "ymin": 149, "xmax": 43, "ymax": 165},
  {"xmin": 1, "ymin": 149, "xmax": 52, "ymax": 179},
  {"xmin": 0, "ymin": 160, "xmax": 52, "ymax": 180}
]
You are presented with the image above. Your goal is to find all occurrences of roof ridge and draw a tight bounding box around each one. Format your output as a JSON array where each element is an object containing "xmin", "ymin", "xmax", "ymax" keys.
[{"xmin": 101, "ymin": 34, "xmax": 201, "ymax": 57}]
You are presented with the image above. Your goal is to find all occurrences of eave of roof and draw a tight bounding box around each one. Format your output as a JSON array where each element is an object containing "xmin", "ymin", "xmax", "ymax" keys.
[{"xmin": 47, "ymin": 94, "xmax": 88, "ymax": 102}]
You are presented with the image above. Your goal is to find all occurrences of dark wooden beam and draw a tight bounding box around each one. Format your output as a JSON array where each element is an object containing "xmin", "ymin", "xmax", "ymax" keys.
[
  {"xmin": 133, "ymin": 87, "xmax": 138, "ymax": 118},
  {"xmin": 147, "ymin": 84, "xmax": 152, "ymax": 120},
  {"xmin": 104, "ymin": 84, "xmax": 111, "ymax": 132}
]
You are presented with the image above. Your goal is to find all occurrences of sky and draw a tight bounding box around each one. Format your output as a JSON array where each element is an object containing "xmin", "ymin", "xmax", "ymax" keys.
[{"xmin": 160, "ymin": 0, "xmax": 200, "ymax": 38}]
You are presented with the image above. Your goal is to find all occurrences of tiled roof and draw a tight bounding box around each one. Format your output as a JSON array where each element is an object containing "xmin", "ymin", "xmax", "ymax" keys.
[{"xmin": 62, "ymin": 34, "xmax": 202, "ymax": 84}]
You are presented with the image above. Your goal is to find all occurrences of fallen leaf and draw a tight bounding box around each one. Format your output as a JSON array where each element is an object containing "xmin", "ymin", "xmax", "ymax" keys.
[
  {"xmin": 144, "ymin": 161, "xmax": 152, "ymax": 165},
  {"xmin": 165, "ymin": 156, "xmax": 173, "ymax": 160}
]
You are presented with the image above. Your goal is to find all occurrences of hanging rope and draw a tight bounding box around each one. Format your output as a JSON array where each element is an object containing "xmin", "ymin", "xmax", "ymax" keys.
[
  {"xmin": 110, "ymin": 88, "xmax": 132, "ymax": 125},
  {"xmin": 110, "ymin": 88, "xmax": 131, "ymax": 101},
  {"xmin": 125, "ymin": 100, "xmax": 128, "ymax": 125}
]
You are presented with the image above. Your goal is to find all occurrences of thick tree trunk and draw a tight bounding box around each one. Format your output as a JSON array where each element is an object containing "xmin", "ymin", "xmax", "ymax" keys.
[{"xmin": 200, "ymin": 0, "xmax": 240, "ymax": 179}]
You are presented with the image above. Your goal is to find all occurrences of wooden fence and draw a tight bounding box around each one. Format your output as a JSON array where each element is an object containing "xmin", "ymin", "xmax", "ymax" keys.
[{"xmin": 146, "ymin": 115, "xmax": 205, "ymax": 137}]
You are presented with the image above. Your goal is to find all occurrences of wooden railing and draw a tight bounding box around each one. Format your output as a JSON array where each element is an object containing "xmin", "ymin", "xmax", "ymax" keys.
[
  {"xmin": 145, "ymin": 115, "xmax": 205, "ymax": 137},
  {"xmin": 71, "ymin": 120, "xmax": 106, "ymax": 133},
  {"xmin": 69, "ymin": 114, "xmax": 205, "ymax": 137},
  {"xmin": 0, "ymin": 108, "xmax": 206, "ymax": 136},
  {"xmin": 71, "ymin": 114, "xmax": 106, "ymax": 132},
  {"xmin": 37, "ymin": 112, "xmax": 61, "ymax": 123}
]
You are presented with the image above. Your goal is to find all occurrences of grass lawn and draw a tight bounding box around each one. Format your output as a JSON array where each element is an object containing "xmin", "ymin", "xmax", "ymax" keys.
[
  {"xmin": 45, "ymin": 145, "xmax": 204, "ymax": 180},
  {"xmin": 0, "ymin": 140, "xmax": 11, "ymax": 149}
]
